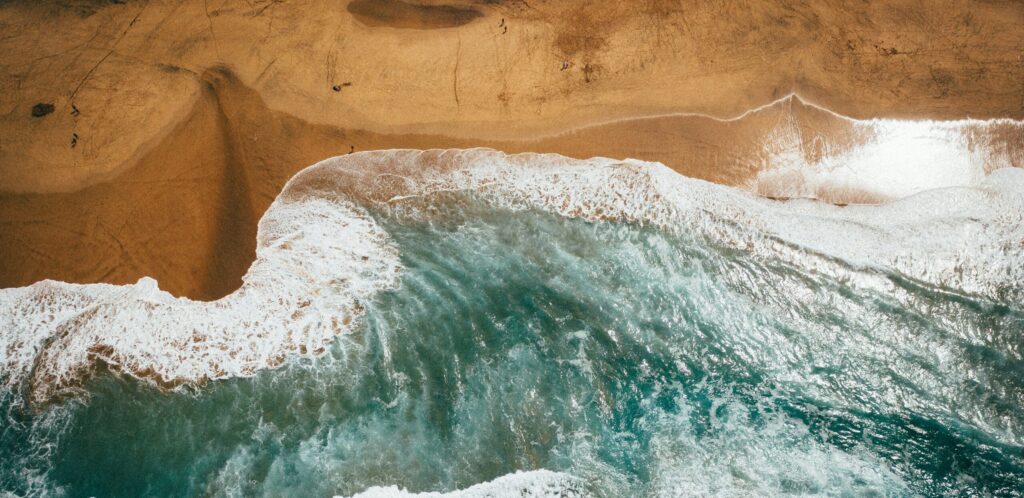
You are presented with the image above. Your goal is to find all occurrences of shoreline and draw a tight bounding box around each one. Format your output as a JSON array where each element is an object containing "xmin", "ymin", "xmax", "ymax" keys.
[
  {"xmin": 4, "ymin": 148, "xmax": 1022, "ymax": 407},
  {"xmin": 0, "ymin": 70, "xmax": 1021, "ymax": 299}
]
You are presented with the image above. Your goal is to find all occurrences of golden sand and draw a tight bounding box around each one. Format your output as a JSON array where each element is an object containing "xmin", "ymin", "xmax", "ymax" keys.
[{"xmin": 0, "ymin": 0, "xmax": 1022, "ymax": 299}]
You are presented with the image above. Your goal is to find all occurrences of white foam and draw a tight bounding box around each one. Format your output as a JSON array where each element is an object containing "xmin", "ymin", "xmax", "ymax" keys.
[
  {"xmin": 1, "ymin": 188, "xmax": 402, "ymax": 405},
  {"xmin": 642, "ymin": 387, "xmax": 909, "ymax": 496},
  {"xmin": 2, "ymin": 148, "xmax": 1022, "ymax": 405},
  {"xmin": 342, "ymin": 470, "xmax": 583, "ymax": 498},
  {"xmin": 752, "ymin": 114, "xmax": 1024, "ymax": 203}
]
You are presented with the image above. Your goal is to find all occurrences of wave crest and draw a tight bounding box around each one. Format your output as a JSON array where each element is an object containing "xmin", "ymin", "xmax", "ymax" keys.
[{"xmin": 2, "ymin": 148, "xmax": 1022, "ymax": 406}]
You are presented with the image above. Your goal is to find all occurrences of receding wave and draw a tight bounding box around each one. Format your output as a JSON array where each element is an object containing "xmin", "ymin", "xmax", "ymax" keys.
[{"xmin": 745, "ymin": 100, "xmax": 1024, "ymax": 203}]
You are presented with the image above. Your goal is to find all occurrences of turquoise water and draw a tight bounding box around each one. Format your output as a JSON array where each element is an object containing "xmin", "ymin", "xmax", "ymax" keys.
[{"xmin": 3, "ymin": 192, "xmax": 1023, "ymax": 496}]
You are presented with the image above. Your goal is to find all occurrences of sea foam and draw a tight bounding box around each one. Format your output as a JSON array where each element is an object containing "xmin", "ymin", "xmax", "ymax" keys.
[
  {"xmin": 747, "ymin": 99, "xmax": 1024, "ymax": 203},
  {"xmin": 1, "ymin": 148, "xmax": 1022, "ymax": 406},
  {"xmin": 344, "ymin": 470, "xmax": 584, "ymax": 498}
]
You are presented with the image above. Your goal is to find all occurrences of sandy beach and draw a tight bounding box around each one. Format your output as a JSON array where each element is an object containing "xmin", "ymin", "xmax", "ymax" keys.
[
  {"xmin": 1, "ymin": 0, "xmax": 1022, "ymax": 299},
  {"xmin": 4, "ymin": 4, "xmax": 1024, "ymax": 495}
]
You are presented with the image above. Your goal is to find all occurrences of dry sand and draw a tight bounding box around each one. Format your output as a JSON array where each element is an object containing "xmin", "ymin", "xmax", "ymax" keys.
[{"xmin": 1, "ymin": 0, "xmax": 1022, "ymax": 299}]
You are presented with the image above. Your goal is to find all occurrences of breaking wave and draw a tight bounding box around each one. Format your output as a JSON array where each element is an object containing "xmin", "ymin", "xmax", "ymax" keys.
[
  {"xmin": 1, "ymin": 146, "xmax": 1023, "ymax": 496},
  {"xmin": 2, "ymin": 148, "xmax": 1023, "ymax": 405}
]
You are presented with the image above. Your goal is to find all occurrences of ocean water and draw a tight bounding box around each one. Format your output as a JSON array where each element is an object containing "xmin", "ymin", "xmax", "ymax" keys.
[{"xmin": 2, "ymin": 149, "xmax": 1023, "ymax": 497}]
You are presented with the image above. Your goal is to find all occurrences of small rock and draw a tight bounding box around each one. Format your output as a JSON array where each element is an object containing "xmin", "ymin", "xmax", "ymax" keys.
[{"xmin": 31, "ymin": 103, "xmax": 54, "ymax": 118}]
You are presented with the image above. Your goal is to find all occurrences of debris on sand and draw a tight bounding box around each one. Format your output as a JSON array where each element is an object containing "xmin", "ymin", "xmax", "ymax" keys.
[{"xmin": 31, "ymin": 103, "xmax": 55, "ymax": 118}]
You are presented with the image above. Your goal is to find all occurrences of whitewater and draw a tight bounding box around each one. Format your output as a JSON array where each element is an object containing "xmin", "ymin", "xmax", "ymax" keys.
[{"xmin": 2, "ymin": 136, "xmax": 1024, "ymax": 494}]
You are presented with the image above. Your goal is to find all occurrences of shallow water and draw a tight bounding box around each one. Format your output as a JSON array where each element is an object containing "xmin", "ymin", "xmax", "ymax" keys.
[{"xmin": 3, "ymin": 187, "xmax": 1022, "ymax": 496}]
